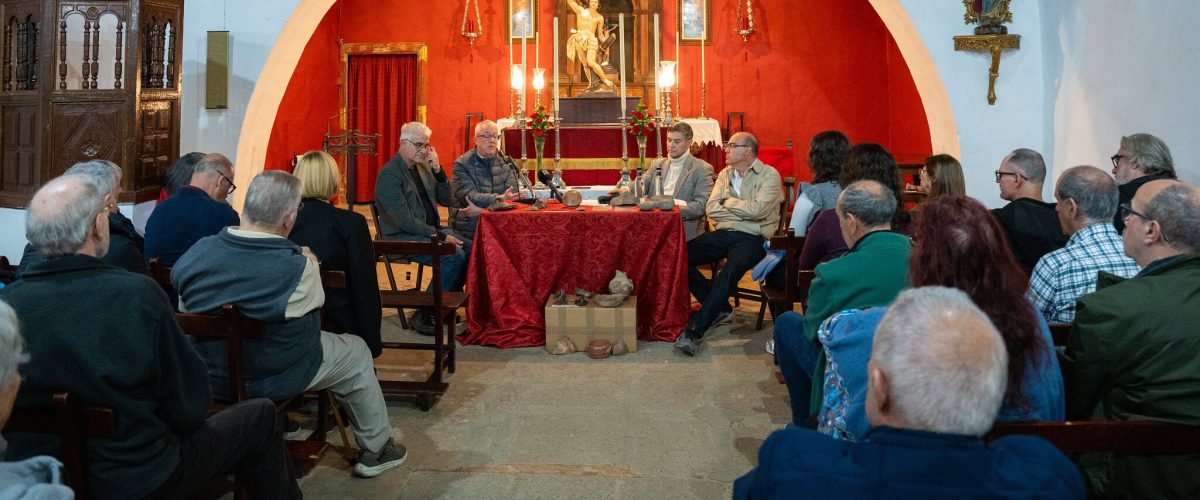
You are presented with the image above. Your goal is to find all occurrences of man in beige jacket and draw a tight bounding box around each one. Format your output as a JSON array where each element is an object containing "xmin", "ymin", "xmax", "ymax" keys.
[{"xmin": 677, "ymin": 132, "xmax": 783, "ymax": 356}]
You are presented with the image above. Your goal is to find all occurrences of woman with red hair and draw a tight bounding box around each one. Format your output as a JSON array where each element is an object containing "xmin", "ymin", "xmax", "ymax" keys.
[{"xmin": 814, "ymin": 195, "xmax": 1063, "ymax": 441}]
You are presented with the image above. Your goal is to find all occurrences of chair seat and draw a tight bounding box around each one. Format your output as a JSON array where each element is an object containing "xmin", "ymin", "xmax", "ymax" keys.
[{"xmin": 379, "ymin": 290, "xmax": 469, "ymax": 310}]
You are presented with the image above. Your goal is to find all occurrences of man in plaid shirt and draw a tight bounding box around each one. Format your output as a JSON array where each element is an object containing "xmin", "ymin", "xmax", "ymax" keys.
[{"xmin": 1029, "ymin": 166, "xmax": 1140, "ymax": 324}]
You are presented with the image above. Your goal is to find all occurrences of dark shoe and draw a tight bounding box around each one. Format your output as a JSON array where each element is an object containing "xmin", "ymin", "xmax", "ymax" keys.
[
  {"xmin": 704, "ymin": 309, "xmax": 734, "ymax": 335},
  {"xmin": 675, "ymin": 329, "xmax": 701, "ymax": 357},
  {"xmin": 354, "ymin": 438, "xmax": 408, "ymax": 478},
  {"xmin": 411, "ymin": 310, "xmax": 436, "ymax": 336}
]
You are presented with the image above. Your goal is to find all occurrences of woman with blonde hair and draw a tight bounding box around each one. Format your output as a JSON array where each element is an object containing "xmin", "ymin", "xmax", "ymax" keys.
[{"xmin": 288, "ymin": 151, "xmax": 383, "ymax": 356}]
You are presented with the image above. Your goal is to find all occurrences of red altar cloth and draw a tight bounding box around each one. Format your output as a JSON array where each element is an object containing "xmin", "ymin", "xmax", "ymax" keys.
[{"xmin": 460, "ymin": 203, "xmax": 691, "ymax": 348}]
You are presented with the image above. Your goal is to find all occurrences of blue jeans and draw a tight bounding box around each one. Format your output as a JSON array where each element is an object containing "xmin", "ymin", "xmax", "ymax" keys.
[
  {"xmin": 685, "ymin": 229, "xmax": 766, "ymax": 334},
  {"xmin": 775, "ymin": 311, "xmax": 822, "ymax": 426},
  {"xmin": 407, "ymin": 242, "xmax": 468, "ymax": 293}
]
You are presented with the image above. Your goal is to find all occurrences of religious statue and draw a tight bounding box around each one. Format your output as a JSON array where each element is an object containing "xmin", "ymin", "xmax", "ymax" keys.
[
  {"xmin": 963, "ymin": 0, "xmax": 1013, "ymax": 35},
  {"xmin": 565, "ymin": 0, "xmax": 615, "ymax": 93}
]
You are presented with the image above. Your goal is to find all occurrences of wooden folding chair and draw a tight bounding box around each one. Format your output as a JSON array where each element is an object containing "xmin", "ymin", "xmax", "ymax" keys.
[
  {"xmin": 364, "ymin": 202, "xmax": 427, "ymax": 329},
  {"xmin": 3, "ymin": 391, "xmax": 117, "ymax": 500},
  {"xmin": 372, "ymin": 237, "xmax": 469, "ymax": 411},
  {"xmin": 756, "ymin": 229, "xmax": 816, "ymax": 330}
]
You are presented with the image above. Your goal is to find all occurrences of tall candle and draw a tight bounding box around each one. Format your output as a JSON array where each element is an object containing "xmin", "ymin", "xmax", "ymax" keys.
[
  {"xmin": 521, "ymin": 31, "xmax": 527, "ymax": 111},
  {"xmin": 619, "ymin": 14, "xmax": 627, "ymax": 159},
  {"xmin": 553, "ymin": 17, "xmax": 560, "ymax": 115},
  {"xmin": 535, "ymin": 10, "xmax": 539, "ymax": 69},
  {"xmin": 508, "ymin": 0, "xmax": 513, "ymax": 69},
  {"xmin": 653, "ymin": 14, "xmax": 660, "ymax": 114},
  {"xmin": 701, "ymin": 20, "xmax": 706, "ymax": 86},
  {"xmin": 676, "ymin": 30, "xmax": 681, "ymax": 119}
]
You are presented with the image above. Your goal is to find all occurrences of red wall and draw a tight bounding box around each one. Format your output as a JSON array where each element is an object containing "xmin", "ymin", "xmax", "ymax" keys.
[{"xmin": 265, "ymin": 0, "xmax": 931, "ymax": 174}]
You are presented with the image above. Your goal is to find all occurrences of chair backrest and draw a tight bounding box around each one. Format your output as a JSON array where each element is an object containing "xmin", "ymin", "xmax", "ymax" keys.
[
  {"xmin": 986, "ymin": 420, "xmax": 1200, "ymax": 455},
  {"xmin": 1048, "ymin": 323, "xmax": 1070, "ymax": 347},
  {"xmin": 769, "ymin": 229, "xmax": 814, "ymax": 309},
  {"xmin": 372, "ymin": 237, "xmax": 456, "ymax": 312},
  {"xmin": 3, "ymin": 391, "xmax": 117, "ymax": 498},
  {"xmin": 175, "ymin": 304, "xmax": 266, "ymax": 403}
]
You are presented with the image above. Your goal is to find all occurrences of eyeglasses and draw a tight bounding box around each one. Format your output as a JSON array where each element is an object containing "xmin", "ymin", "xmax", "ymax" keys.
[
  {"xmin": 1111, "ymin": 154, "xmax": 1127, "ymax": 168},
  {"xmin": 1120, "ymin": 202, "xmax": 1170, "ymax": 242},
  {"xmin": 403, "ymin": 139, "xmax": 432, "ymax": 151},
  {"xmin": 475, "ymin": 134, "xmax": 500, "ymax": 141},
  {"xmin": 218, "ymin": 172, "xmax": 237, "ymax": 194},
  {"xmin": 724, "ymin": 143, "xmax": 750, "ymax": 151},
  {"xmin": 994, "ymin": 170, "xmax": 1026, "ymax": 183}
]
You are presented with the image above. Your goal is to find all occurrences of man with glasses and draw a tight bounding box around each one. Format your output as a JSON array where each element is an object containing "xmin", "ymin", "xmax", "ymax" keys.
[
  {"xmin": 450, "ymin": 119, "xmax": 519, "ymax": 244},
  {"xmin": 376, "ymin": 122, "xmax": 475, "ymax": 335},
  {"xmin": 1064, "ymin": 180, "xmax": 1200, "ymax": 498},
  {"xmin": 990, "ymin": 148, "xmax": 1066, "ymax": 273},
  {"xmin": 638, "ymin": 121, "xmax": 715, "ymax": 241},
  {"xmin": 1028, "ymin": 166, "xmax": 1140, "ymax": 324},
  {"xmin": 1110, "ymin": 133, "xmax": 1177, "ymax": 233},
  {"xmin": 145, "ymin": 153, "xmax": 241, "ymax": 265},
  {"xmin": 676, "ymin": 132, "xmax": 782, "ymax": 356}
]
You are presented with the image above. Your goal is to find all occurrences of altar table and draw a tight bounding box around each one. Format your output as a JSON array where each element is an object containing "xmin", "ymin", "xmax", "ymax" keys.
[{"xmin": 459, "ymin": 204, "xmax": 691, "ymax": 348}]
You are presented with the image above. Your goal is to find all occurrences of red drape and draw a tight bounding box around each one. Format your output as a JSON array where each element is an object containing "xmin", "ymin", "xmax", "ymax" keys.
[{"xmin": 348, "ymin": 54, "xmax": 418, "ymax": 202}]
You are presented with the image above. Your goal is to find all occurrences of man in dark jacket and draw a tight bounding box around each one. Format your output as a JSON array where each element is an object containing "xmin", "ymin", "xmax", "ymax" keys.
[
  {"xmin": 175, "ymin": 171, "xmax": 408, "ymax": 479},
  {"xmin": 737, "ymin": 287, "xmax": 1083, "ymax": 499},
  {"xmin": 1110, "ymin": 133, "xmax": 1177, "ymax": 233},
  {"xmin": 144, "ymin": 153, "xmax": 240, "ymax": 265},
  {"xmin": 17, "ymin": 160, "xmax": 145, "ymax": 276},
  {"xmin": 991, "ymin": 148, "xmax": 1067, "ymax": 273},
  {"xmin": 450, "ymin": 119, "xmax": 519, "ymax": 242},
  {"xmin": 0, "ymin": 174, "xmax": 299, "ymax": 499},
  {"xmin": 1065, "ymin": 180, "xmax": 1200, "ymax": 498}
]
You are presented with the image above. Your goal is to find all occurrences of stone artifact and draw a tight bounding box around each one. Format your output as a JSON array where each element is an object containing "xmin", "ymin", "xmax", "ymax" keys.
[
  {"xmin": 609, "ymin": 191, "xmax": 638, "ymax": 206},
  {"xmin": 638, "ymin": 199, "xmax": 656, "ymax": 211},
  {"xmin": 586, "ymin": 339, "xmax": 613, "ymax": 359},
  {"xmin": 489, "ymin": 201, "xmax": 517, "ymax": 211},
  {"xmin": 550, "ymin": 335, "xmax": 577, "ymax": 355},
  {"xmin": 608, "ymin": 270, "xmax": 634, "ymax": 296},
  {"xmin": 552, "ymin": 289, "xmax": 567, "ymax": 305},
  {"xmin": 574, "ymin": 295, "xmax": 589, "ymax": 306},
  {"xmin": 563, "ymin": 189, "xmax": 583, "ymax": 207},
  {"xmin": 611, "ymin": 340, "xmax": 628, "ymax": 356},
  {"xmin": 649, "ymin": 195, "xmax": 675, "ymax": 210},
  {"xmin": 593, "ymin": 293, "xmax": 626, "ymax": 308},
  {"xmin": 574, "ymin": 288, "xmax": 594, "ymax": 298}
]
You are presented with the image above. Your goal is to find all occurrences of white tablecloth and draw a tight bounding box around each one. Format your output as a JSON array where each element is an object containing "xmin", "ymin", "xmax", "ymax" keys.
[{"xmin": 680, "ymin": 118, "xmax": 722, "ymax": 146}]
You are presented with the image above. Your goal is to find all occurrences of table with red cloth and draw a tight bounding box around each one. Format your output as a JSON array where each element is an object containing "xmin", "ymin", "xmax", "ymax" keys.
[{"xmin": 459, "ymin": 203, "xmax": 691, "ymax": 348}]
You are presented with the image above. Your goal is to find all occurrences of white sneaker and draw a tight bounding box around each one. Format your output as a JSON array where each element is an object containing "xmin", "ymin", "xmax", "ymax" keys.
[{"xmin": 765, "ymin": 339, "xmax": 775, "ymax": 355}]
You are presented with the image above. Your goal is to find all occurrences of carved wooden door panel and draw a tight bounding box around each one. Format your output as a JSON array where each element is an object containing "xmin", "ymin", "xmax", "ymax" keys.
[{"xmin": 137, "ymin": 99, "xmax": 173, "ymax": 186}]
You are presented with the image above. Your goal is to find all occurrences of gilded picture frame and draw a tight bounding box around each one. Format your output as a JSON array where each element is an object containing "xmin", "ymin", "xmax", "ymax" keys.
[
  {"xmin": 679, "ymin": 0, "xmax": 711, "ymax": 45},
  {"xmin": 507, "ymin": 0, "xmax": 538, "ymax": 41}
]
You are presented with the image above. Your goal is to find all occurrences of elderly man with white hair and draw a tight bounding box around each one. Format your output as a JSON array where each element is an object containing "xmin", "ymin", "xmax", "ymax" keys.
[
  {"xmin": 736, "ymin": 287, "xmax": 1083, "ymax": 499},
  {"xmin": 0, "ymin": 174, "xmax": 299, "ymax": 499},
  {"xmin": 450, "ymin": 119, "xmax": 519, "ymax": 242},
  {"xmin": 16, "ymin": 160, "xmax": 145, "ymax": 275}
]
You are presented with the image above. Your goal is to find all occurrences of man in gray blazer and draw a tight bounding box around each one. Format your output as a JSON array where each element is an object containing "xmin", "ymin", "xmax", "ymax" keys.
[
  {"xmin": 374, "ymin": 122, "xmax": 482, "ymax": 333},
  {"xmin": 638, "ymin": 121, "xmax": 715, "ymax": 241}
]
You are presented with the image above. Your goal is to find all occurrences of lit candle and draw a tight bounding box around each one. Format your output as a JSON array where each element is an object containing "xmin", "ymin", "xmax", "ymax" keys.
[
  {"xmin": 554, "ymin": 17, "xmax": 560, "ymax": 116},
  {"xmin": 508, "ymin": 0, "xmax": 513, "ymax": 69},
  {"xmin": 701, "ymin": 16, "xmax": 706, "ymax": 86},
  {"xmin": 535, "ymin": 9, "xmax": 539, "ymax": 69},
  {"xmin": 676, "ymin": 29, "xmax": 681, "ymax": 119},
  {"xmin": 654, "ymin": 14, "xmax": 660, "ymax": 114},
  {"xmin": 522, "ymin": 28, "xmax": 527, "ymax": 111},
  {"xmin": 619, "ymin": 14, "xmax": 627, "ymax": 159}
]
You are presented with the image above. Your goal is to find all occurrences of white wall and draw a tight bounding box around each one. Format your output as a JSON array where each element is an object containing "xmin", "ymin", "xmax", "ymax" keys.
[
  {"xmin": 1045, "ymin": 1, "xmax": 1200, "ymax": 187},
  {"xmin": 897, "ymin": 0, "xmax": 1049, "ymax": 208}
]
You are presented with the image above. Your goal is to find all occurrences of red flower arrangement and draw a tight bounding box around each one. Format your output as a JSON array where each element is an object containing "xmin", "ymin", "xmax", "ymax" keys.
[
  {"xmin": 528, "ymin": 104, "xmax": 553, "ymax": 137},
  {"xmin": 629, "ymin": 103, "xmax": 656, "ymax": 137}
]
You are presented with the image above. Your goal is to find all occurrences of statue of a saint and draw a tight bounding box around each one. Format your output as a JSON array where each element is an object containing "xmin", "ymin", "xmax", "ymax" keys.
[{"xmin": 565, "ymin": 0, "xmax": 615, "ymax": 92}]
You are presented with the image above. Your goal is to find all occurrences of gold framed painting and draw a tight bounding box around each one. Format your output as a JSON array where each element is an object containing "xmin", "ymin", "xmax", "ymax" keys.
[
  {"xmin": 679, "ymin": 0, "xmax": 711, "ymax": 45},
  {"xmin": 507, "ymin": 0, "xmax": 538, "ymax": 40}
]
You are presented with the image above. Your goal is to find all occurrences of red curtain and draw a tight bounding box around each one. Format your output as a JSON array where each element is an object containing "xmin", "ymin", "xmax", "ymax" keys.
[{"xmin": 347, "ymin": 54, "xmax": 418, "ymax": 202}]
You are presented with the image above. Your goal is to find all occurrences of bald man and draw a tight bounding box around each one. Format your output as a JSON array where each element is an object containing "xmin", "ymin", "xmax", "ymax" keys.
[
  {"xmin": 0, "ymin": 175, "xmax": 299, "ymax": 499},
  {"xmin": 1065, "ymin": 180, "xmax": 1200, "ymax": 498}
]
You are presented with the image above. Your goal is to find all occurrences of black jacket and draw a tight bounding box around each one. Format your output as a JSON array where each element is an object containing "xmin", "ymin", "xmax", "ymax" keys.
[
  {"xmin": 1114, "ymin": 172, "xmax": 1174, "ymax": 234},
  {"xmin": 17, "ymin": 211, "xmax": 146, "ymax": 277},
  {"xmin": 288, "ymin": 198, "xmax": 383, "ymax": 357},
  {"xmin": 992, "ymin": 198, "xmax": 1068, "ymax": 274}
]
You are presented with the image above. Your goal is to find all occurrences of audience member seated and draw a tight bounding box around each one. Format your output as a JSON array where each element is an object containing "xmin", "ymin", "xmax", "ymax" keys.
[
  {"xmin": 0, "ymin": 174, "xmax": 299, "ymax": 499},
  {"xmin": 1029, "ymin": 165, "xmax": 1139, "ymax": 324},
  {"xmin": 637, "ymin": 121, "xmax": 715, "ymax": 241},
  {"xmin": 375, "ymin": 121, "xmax": 474, "ymax": 335},
  {"xmin": 1111, "ymin": 133, "xmax": 1176, "ymax": 233},
  {"xmin": 735, "ymin": 287, "xmax": 1084, "ymax": 500},
  {"xmin": 144, "ymin": 153, "xmax": 240, "ymax": 265},
  {"xmin": 157, "ymin": 151, "xmax": 206, "ymax": 203},
  {"xmin": 798, "ymin": 143, "xmax": 912, "ymax": 272},
  {"xmin": 288, "ymin": 151, "xmax": 384, "ymax": 357},
  {"xmin": 774, "ymin": 180, "xmax": 910, "ymax": 425},
  {"xmin": 676, "ymin": 132, "xmax": 782, "ymax": 356},
  {"xmin": 909, "ymin": 153, "xmax": 965, "ymax": 202},
  {"xmin": 450, "ymin": 119, "xmax": 520, "ymax": 242},
  {"xmin": 174, "ymin": 171, "xmax": 408, "ymax": 479},
  {"xmin": 0, "ymin": 299, "xmax": 73, "ymax": 499},
  {"xmin": 991, "ymin": 148, "xmax": 1067, "ymax": 273},
  {"xmin": 817, "ymin": 196, "xmax": 1064, "ymax": 442},
  {"xmin": 786, "ymin": 130, "xmax": 849, "ymax": 236},
  {"xmin": 1064, "ymin": 180, "xmax": 1200, "ymax": 498},
  {"xmin": 16, "ymin": 160, "xmax": 146, "ymax": 276}
]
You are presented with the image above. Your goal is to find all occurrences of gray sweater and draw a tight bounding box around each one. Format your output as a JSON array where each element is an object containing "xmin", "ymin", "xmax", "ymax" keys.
[{"xmin": 173, "ymin": 229, "xmax": 323, "ymax": 401}]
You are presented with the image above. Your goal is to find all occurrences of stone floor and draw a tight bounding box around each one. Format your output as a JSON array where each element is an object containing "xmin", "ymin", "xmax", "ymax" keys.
[{"xmin": 294, "ymin": 298, "xmax": 789, "ymax": 499}]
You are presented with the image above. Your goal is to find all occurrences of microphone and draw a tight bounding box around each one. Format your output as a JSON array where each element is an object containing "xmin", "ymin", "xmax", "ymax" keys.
[{"xmin": 499, "ymin": 149, "xmax": 535, "ymax": 197}]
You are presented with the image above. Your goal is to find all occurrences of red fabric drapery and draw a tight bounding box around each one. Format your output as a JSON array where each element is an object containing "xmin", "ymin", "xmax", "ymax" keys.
[{"xmin": 347, "ymin": 54, "xmax": 418, "ymax": 203}]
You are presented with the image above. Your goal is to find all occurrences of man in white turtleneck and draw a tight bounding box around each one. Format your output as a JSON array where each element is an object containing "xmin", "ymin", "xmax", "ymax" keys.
[{"xmin": 638, "ymin": 122, "xmax": 715, "ymax": 241}]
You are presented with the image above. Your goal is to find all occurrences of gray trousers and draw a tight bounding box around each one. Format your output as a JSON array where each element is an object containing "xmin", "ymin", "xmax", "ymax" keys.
[{"xmin": 306, "ymin": 332, "xmax": 393, "ymax": 453}]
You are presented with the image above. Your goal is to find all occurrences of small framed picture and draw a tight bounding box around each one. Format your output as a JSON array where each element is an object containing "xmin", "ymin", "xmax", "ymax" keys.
[
  {"xmin": 679, "ymin": 0, "xmax": 711, "ymax": 45},
  {"xmin": 507, "ymin": 0, "xmax": 538, "ymax": 40}
]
